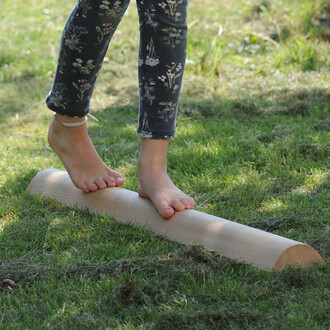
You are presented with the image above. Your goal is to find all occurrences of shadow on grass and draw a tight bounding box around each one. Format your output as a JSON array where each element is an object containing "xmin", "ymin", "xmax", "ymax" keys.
[
  {"xmin": 0, "ymin": 169, "xmax": 61, "ymax": 259},
  {"xmin": 96, "ymin": 82, "xmax": 330, "ymax": 119},
  {"xmin": 178, "ymin": 87, "xmax": 329, "ymax": 119},
  {"xmin": 0, "ymin": 73, "xmax": 51, "ymax": 124}
]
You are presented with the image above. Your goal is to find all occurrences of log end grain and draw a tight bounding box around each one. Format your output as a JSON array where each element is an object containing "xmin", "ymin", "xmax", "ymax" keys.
[{"xmin": 272, "ymin": 244, "xmax": 325, "ymax": 271}]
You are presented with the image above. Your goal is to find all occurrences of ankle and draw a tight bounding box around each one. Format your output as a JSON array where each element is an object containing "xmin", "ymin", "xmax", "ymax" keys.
[
  {"xmin": 138, "ymin": 138, "xmax": 169, "ymax": 172},
  {"xmin": 54, "ymin": 113, "xmax": 87, "ymax": 124},
  {"xmin": 50, "ymin": 116, "xmax": 89, "ymax": 142},
  {"xmin": 138, "ymin": 158, "xmax": 167, "ymax": 175}
]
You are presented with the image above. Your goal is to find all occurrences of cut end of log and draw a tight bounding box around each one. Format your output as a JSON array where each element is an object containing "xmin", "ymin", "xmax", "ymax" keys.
[{"xmin": 272, "ymin": 244, "xmax": 325, "ymax": 271}]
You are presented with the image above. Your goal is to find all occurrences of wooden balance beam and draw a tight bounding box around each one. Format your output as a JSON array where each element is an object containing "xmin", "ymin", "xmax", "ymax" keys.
[{"xmin": 28, "ymin": 169, "xmax": 325, "ymax": 271}]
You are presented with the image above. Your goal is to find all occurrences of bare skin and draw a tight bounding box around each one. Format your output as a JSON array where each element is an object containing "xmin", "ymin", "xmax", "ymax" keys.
[
  {"xmin": 48, "ymin": 115, "xmax": 195, "ymax": 218},
  {"xmin": 138, "ymin": 138, "xmax": 195, "ymax": 219},
  {"xmin": 48, "ymin": 114, "xmax": 124, "ymax": 192}
]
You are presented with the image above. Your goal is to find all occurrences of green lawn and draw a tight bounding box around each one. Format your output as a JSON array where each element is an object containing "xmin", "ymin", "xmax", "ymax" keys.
[{"xmin": 1, "ymin": 0, "xmax": 329, "ymax": 328}]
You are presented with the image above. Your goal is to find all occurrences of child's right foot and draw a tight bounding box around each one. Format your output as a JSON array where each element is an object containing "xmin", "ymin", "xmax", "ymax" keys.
[{"xmin": 48, "ymin": 114, "xmax": 124, "ymax": 192}]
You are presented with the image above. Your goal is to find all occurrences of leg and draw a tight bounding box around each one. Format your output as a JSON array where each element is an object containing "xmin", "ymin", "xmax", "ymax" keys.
[
  {"xmin": 136, "ymin": 0, "xmax": 188, "ymax": 138},
  {"xmin": 47, "ymin": 0, "xmax": 131, "ymax": 116},
  {"xmin": 47, "ymin": 0, "xmax": 130, "ymax": 191},
  {"xmin": 136, "ymin": 0, "xmax": 195, "ymax": 218}
]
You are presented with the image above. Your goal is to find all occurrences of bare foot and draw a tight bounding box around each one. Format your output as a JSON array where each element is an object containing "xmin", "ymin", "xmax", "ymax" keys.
[
  {"xmin": 137, "ymin": 138, "xmax": 195, "ymax": 219},
  {"xmin": 138, "ymin": 167, "xmax": 195, "ymax": 218},
  {"xmin": 48, "ymin": 114, "xmax": 124, "ymax": 192}
]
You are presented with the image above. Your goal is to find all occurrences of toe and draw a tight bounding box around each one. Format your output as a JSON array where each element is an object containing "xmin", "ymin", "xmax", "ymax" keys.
[
  {"xmin": 162, "ymin": 207, "xmax": 175, "ymax": 218},
  {"xmin": 95, "ymin": 178, "xmax": 107, "ymax": 189},
  {"xmin": 116, "ymin": 176, "xmax": 124, "ymax": 186},
  {"xmin": 180, "ymin": 196, "xmax": 195, "ymax": 209},
  {"xmin": 79, "ymin": 181, "xmax": 90, "ymax": 193},
  {"xmin": 72, "ymin": 178, "xmax": 90, "ymax": 193},
  {"xmin": 158, "ymin": 200, "xmax": 175, "ymax": 219},
  {"xmin": 114, "ymin": 175, "xmax": 124, "ymax": 186},
  {"xmin": 172, "ymin": 199, "xmax": 186, "ymax": 212},
  {"xmin": 87, "ymin": 181, "xmax": 98, "ymax": 192},
  {"xmin": 189, "ymin": 197, "xmax": 196, "ymax": 205},
  {"xmin": 108, "ymin": 169, "xmax": 124, "ymax": 186},
  {"xmin": 105, "ymin": 176, "xmax": 116, "ymax": 187}
]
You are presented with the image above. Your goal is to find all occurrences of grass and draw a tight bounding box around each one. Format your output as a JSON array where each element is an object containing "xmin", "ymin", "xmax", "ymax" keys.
[{"xmin": 1, "ymin": 0, "xmax": 329, "ymax": 328}]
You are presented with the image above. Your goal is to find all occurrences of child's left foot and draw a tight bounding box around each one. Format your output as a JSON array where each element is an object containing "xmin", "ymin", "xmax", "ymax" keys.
[
  {"xmin": 138, "ymin": 163, "xmax": 195, "ymax": 219},
  {"xmin": 137, "ymin": 138, "xmax": 195, "ymax": 219}
]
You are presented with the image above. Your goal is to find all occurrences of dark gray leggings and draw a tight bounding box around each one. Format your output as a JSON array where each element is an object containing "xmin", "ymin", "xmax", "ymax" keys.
[{"xmin": 46, "ymin": 0, "xmax": 188, "ymax": 139}]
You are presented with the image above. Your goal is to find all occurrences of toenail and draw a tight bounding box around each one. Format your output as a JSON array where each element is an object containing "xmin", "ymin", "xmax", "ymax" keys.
[{"xmin": 164, "ymin": 208, "xmax": 173, "ymax": 216}]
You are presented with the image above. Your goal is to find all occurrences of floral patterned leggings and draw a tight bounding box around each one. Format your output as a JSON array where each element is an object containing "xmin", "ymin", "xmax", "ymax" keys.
[{"xmin": 46, "ymin": 0, "xmax": 188, "ymax": 139}]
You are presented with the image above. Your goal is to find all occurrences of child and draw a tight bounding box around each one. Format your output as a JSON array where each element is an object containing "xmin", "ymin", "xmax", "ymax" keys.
[{"xmin": 47, "ymin": 0, "xmax": 195, "ymax": 218}]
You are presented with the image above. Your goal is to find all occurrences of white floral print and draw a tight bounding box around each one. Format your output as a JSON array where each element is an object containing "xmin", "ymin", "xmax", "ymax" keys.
[
  {"xmin": 158, "ymin": 101, "xmax": 176, "ymax": 121},
  {"xmin": 158, "ymin": 62, "xmax": 182, "ymax": 93},
  {"xmin": 64, "ymin": 25, "xmax": 88, "ymax": 53},
  {"xmin": 79, "ymin": 0, "xmax": 92, "ymax": 18},
  {"xmin": 143, "ymin": 79, "xmax": 156, "ymax": 105},
  {"xmin": 145, "ymin": 5, "xmax": 159, "ymax": 30},
  {"xmin": 72, "ymin": 79, "xmax": 92, "ymax": 101},
  {"xmin": 138, "ymin": 57, "xmax": 144, "ymax": 67},
  {"xmin": 141, "ymin": 112, "xmax": 151, "ymax": 131},
  {"xmin": 49, "ymin": 83, "xmax": 68, "ymax": 109},
  {"xmin": 145, "ymin": 38, "xmax": 159, "ymax": 66},
  {"xmin": 96, "ymin": 22, "xmax": 114, "ymax": 44},
  {"xmin": 73, "ymin": 58, "xmax": 96, "ymax": 75},
  {"xmin": 162, "ymin": 26, "xmax": 183, "ymax": 48},
  {"xmin": 158, "ymin": 0, "xmax": 183, "ymax": 21},
  {"xmin": 99, "ymin": 0, "xmax": 124, "ymax": 19},
  {"xmin": 57, "ymin": 53, "xmax": 67, "ymax": 74}
]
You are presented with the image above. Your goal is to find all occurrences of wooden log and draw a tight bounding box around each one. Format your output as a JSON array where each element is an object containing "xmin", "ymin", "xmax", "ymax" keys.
[{"xmin": 28, "ymin": 169, "xmax": 325, "ymax": 271}]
